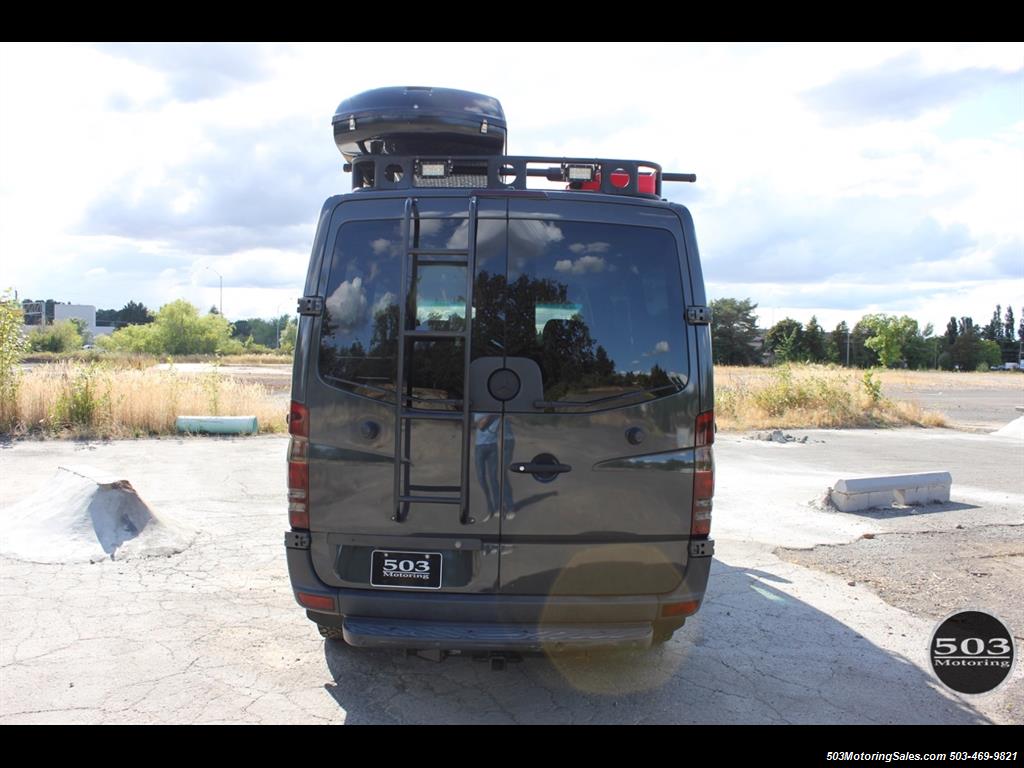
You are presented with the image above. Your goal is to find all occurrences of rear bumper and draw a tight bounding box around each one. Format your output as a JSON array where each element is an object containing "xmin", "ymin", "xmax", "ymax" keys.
[
  {"xmin": 286, "ymin": 534, "xmax": 713, "ymax": 648},
  {"xmin": 341, "ymin": 616, "xmax": 653, "ymax": 652}
]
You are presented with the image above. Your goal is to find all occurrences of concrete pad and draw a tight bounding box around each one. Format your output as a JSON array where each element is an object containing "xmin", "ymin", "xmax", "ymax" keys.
[{"xmin": 0, "ymin": 432, "xmax": 1020, "ymax": 724}]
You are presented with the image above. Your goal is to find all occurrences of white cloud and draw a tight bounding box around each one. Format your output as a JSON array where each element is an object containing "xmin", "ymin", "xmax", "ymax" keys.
[
  {"xmin": 1, "ymin": 42, "xmax": 1019, "ymax": 327},
  {"xmin": 325, "ymin": 277, "xmax": 369, "ymax": 330},
  {"xmin": 371, "ymin": 291, "xmax": 396, "ymax": 317},
  {"xmin": 568, "ymin": 241, "xmax": 610, "ymax": 255},
  {"xmin": 554, "ymin": 255, "xmax": 606, "ymax": 274},
  {"xmin": 642, "ymin": 340, "xmax": 670, "ymax": 357}
]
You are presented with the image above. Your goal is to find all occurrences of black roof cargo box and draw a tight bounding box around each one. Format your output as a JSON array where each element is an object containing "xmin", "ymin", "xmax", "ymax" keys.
[{"xmin": 332, "ymin": 86, "xmax": 507, "ymax": 160}]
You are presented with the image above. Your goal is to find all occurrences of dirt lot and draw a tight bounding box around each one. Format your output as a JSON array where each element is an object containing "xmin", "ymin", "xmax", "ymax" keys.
[
  {"xmin": 780, "ymin": 525, "xmax": 1023, "ymax": 633},
  {"xmin": 883, "ymin": 373, "xmax": 1022, "ymax": 432},
  {"xmin": 1, "ymin": 423, "xmax": 1020, "ymax": 724}
]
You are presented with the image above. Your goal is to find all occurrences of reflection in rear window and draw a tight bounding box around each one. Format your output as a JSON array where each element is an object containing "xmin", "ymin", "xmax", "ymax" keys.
[{"xmin": 505, "ymin": 220, "xmax": 687, "ymax": 407}]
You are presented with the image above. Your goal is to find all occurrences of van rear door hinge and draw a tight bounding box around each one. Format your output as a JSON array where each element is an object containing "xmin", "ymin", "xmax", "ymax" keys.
[
  {"xmin": 297, "ymin": 296, "xmax": 324, "ymax": 316},
  {"xmin": 686, "ymin": 306, "xmax": 712, "ymax": 325}
]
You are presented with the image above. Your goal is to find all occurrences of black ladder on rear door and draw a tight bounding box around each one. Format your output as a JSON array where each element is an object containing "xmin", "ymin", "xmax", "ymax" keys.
[{"xmin": 393, "ymin": 196, "xmax": 478, "ymax": 525}]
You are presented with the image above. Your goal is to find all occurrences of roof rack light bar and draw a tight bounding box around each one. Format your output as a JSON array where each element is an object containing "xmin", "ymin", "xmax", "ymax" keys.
[{"xmin": 343, "ymin": 155, "xmax": 696, "ymax": 197}]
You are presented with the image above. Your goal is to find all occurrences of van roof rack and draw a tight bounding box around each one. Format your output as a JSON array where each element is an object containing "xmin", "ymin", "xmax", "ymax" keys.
[
  {"xmin": 332, "ymin": 87, "xmax": 695, "ymax": 199},
  {"xmin": 342, "ymin": 154, "xmax": 696, "ymax": 199}
]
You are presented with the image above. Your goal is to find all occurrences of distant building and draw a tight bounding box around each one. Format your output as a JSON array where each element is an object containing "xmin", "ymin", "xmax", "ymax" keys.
[
  {"xmin": 20, "ymin": 299, "xmax": 114, "ymax": 338},
  {"xmin": 54, "ymin": 303, "xmax": 96, "ymax": 327}
]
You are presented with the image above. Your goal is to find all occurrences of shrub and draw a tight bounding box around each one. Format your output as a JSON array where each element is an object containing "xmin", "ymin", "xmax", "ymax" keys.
[
  {"xmin": 0, "ymin": 289, "xmax": 27, "ymax": 430},
  {"xmin": 27, "ymin": 320, "xmax": 83, "ymax": 353}
]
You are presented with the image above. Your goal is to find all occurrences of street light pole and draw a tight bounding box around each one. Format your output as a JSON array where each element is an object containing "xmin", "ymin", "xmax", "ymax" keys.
[{"xmin": 205, "ymin": 266, "xmax": 223, "ymax": 316}]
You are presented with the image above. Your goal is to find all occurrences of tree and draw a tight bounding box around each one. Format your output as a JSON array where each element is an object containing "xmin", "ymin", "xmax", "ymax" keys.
[
  {"xmin": 803, "ymin": 315, "xmax": 827, "ymax": 362},
  {"xmin": 862, "ymin": 314, "xmax": 919, "ymax": 368},
  {"xmin": 765, "ymin": 318, "xmax": 804, "ymax": 363},
  {"xmin": 950, "ymin": 317, "xmax": 981, "ymax": 371},
  {"xmin": 983, "ymin": 305, "xmax": 1003, "ymax": 341},
  {"xmin": 96, "ymin": 301, "xmax": 153, "ymax": 328},
  {"xmin": 68, "ymin": 317, "xmax": 92, "ymax": 346},
  {"xmin": 709, "ymin": 298, "xmax": 761, "ymax": 365},
  {"xmin": 99, "ymin": 300, "xmax": 242, "ymax": 355},
  {"xmin": 230, "ymin": 315, "xmax": 289, "ymax": 348},
  {"xmin": 905, "ymin": 323, "xmax": 936, "ymax": 370},
  {"xmin": 850, "ymin": 318, "xmax": 880, "ymax": 368},
  {"xmin": 119, "ymin": 301, "xmax": 153, "ymax": 326},
  {"xmin": 978, "ymin": 339, "xmax": 1002, "ymax": 369},
  {"xmin": 279, "ymin": 317, "xmax": 298, "ymax": 354},
  {"xmin": 945, "ymin": 316, "xmax": 958, "ymax": 349},
  {"xmin": 829, "ymin": 321, "xmax": 849, "ymax": 365},
  {"xmin": 1004, "ymin": 306, "xmax": 1015, "ymax": 343}
]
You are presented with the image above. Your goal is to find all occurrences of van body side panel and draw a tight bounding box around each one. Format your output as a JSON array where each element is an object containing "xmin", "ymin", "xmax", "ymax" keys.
[
  {"xmin": 673, "ymin": 203, "xmax": 714, "ymax": 413},
  {"xmin": 292, "ymin": 197, "xmax": 341, "ymax": 402}
]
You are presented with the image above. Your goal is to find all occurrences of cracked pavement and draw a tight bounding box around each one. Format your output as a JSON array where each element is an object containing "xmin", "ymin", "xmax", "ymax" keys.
[{"xmin": 1, "ymin": 429, "xmax": 1020, "ymax": 724}]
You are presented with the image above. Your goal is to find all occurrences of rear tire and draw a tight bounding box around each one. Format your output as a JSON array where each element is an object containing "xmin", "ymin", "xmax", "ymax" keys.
[{"xmin": 318, "ymin": 624, "xmax": 345, "ymax": 641}]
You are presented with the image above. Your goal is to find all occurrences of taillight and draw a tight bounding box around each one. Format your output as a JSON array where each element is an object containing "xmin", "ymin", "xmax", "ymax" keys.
[
  {"xmin": 296, "ymin": 592, "xmax": 334, "ymax": 611},
  {"xmin": 661, "ymin": 600, "xmax": 701, "ymax": 618},
  {"xmin": 579, "ymin": 172, "xmax": 656, "ymax": 194},
  {"xmin": 288, "ymin": 400, "xmax": 310, "ymax": 530},
  {"xmin": 288, "ymin": 400, "xmax": 308, "ymax": 438},
  {"xmin": 692, "ymin": 410, "xmax": 715, "ymax": 538}
]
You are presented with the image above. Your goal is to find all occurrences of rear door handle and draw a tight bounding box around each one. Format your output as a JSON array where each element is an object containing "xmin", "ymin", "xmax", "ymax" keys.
[{"xmin": 509, "ymin": 462, "xmax": 572, "ymax": 474}]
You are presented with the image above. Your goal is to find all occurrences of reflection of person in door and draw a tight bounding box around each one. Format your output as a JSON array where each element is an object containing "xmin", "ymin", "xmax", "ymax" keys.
[{"xmin": 474, "ymin": 413, "xmax": 515, "ymax": 521}]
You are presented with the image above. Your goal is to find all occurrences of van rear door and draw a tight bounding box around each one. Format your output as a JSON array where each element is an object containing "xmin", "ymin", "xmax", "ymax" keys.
[
  {"xmin": 494, "ymin": 200, "xmax": 699, "ymax": 596},
  {"xmin": 305, "ymin": 196, "xmax": 508, "ymax": 594}
]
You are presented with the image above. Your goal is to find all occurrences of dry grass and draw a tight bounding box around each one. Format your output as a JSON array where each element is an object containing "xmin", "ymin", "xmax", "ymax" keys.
[
  {"xmin": 6, "ymin": 362, "xmax": 287, "ymax": 438},
  {"xmin": 3, "ymin": 361, "xmax": 956, "ymax": 439},
  {"xmin": 715, "ymin": 364, "xmax": 949, "ymax": 431},
  {"xmin": 23, "ymin": 351, "xmax": 292, "ymax": 366}
]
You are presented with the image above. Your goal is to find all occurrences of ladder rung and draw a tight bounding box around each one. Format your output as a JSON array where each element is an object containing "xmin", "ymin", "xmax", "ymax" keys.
[
  {"xmin": 399, "ymin": 495, "xmax": 463, "ymax": 505},
  {"xmin": 413, "ymin": 256, "xmax": 469, "ymax": 266},
  {"xmin": 408, "ymin": 484, "xmax": 461, "ymax": 492},
  {"xmin": 407, "ymin": 396, "xmax": 464, "ymax": 406},
  {"xmin": 409, "ymin": 248, "xmax": 469, "ymax": 256},
  {"xmin": 401, "ymin": 409, "xmax": 463, "ymax": 421},
  {"xmin": 406, "ymin": 329, "xmax": 467, "ymax": 339}
]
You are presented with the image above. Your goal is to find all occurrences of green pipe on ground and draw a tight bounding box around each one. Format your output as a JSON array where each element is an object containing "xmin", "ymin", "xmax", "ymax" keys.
[{"xmin": 175, "ymin": 416, "xmax": 259, "ymax": 435}]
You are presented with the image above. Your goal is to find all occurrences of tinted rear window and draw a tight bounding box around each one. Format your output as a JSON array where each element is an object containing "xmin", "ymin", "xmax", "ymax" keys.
[
  {"xmin": 318, "ymin": 217, "xmax": 687, "ymax": 408},
  {"xmin": 505, "ymin": 219, "xmax": 687, "ymax": 407},
  {"xmin": 318, "ymin": 218, "xmax": 502, "ymax": 404}
]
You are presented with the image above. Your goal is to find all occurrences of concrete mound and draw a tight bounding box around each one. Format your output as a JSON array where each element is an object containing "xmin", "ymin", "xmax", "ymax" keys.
[
  {"xmin": 0, "ymin": 465, "xmax": 194, "ymax": 563},
  {"xmin": 992, "ymin": 416, "xmax": 1024, "ymax": 438}
]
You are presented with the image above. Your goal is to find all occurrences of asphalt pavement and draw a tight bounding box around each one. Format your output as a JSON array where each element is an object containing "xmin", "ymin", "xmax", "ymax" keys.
[{"xmin": 0, "ymin": 427, "xmax": 1020, "ymax": 724}]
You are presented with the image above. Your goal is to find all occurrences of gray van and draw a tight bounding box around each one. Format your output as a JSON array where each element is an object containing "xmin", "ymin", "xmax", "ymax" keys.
[{"xmin": 285, "ymin": 87, "xmax": 715, "ymax": 656}]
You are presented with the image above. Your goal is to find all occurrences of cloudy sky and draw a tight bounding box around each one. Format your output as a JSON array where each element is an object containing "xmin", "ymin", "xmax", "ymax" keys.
[{"xmin": 0, "ymin": 42, "xmax": 1020, "ymax": 330}]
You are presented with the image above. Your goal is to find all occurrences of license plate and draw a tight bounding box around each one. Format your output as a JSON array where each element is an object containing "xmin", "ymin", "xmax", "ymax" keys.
[{"xmin": 370, "ymin": 550, "xmax": 442, "ymax": 589}]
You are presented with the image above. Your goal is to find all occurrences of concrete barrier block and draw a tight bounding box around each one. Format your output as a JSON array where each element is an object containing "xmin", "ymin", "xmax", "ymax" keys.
[{"xmin": 830, "ymin": 472, "xmax": 952, "ymax": 512}]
